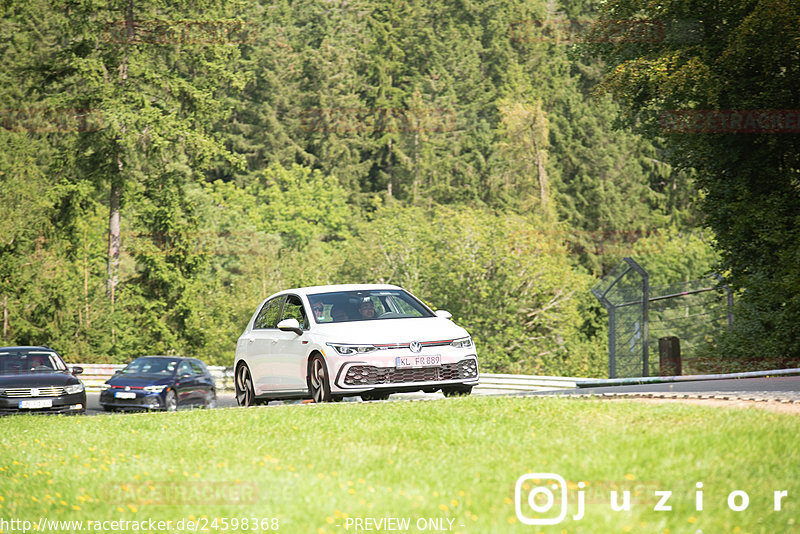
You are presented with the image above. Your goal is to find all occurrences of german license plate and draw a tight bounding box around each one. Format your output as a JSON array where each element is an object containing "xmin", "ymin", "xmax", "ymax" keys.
[
  {"xmin": 396, "ymin": 355, "xmax": 441, "ymax": 368},
  {"xmin": 115, "ymin": 391, "xmax": 137, "ymax": 399},
  {"xmin": 19, "ymin": 399, "xmax": 53, "ymax": 409}
]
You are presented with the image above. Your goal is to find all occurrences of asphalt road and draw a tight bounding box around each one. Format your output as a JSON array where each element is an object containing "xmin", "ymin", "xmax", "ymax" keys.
[
  {"xmin": 84, "ymin": 376, "xmax": 800, "ymax": 414},
  {"xmin": 85, "ymin": 392, "xmax": 239, "ymax": 414},
  {"xmin": 84, "ymin": 391, "xmax": 418, "ymax": 414}
]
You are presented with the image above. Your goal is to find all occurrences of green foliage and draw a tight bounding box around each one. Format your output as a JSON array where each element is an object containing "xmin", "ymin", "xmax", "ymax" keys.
[
  {"xmin": 630, "ymin": 228, "xmax": 718, "ymax": 287},
  {"xmin": 587, "ymin": 0, "xmax": 800, "ymax": 367}
]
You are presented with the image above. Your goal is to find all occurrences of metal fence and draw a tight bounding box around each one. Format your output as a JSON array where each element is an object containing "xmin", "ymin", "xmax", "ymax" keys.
[{"xmin": 592, "ymin": 258, "xmax": 733, "ymax": 379}]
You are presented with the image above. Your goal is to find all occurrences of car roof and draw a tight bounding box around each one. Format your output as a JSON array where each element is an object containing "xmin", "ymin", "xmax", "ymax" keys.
[
  {"xmin": 0, "ymin": 346, "xmax": 60, "ymax": 354},
  {"xmin": 131, "ymin": 356, "xmax": 208, "ymax": 364},
  {"xmin": 275, "ymin": 284, "xmax": 403, "ymax": 297},
  {"xmin": 0, "ymin": 346, "xmax": 57, "ymax": 351}
]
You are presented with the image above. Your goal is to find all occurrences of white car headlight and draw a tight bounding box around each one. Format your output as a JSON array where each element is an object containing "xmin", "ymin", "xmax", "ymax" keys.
[
  {"xmin": 64, "ymin": 383, "xmax": 85, "ymax": 395},
  {"xmin": 144, "ymin": 385, "xmax": 167, "ymax": 393},
  {"xmin": 99, "ymin": 383, "xmax": 111, "ymax": 391},
  {"xmin": 451, "ymin": 337, "xmax": 473, "ymax": 349},
  {"xmin": 327, "ymin": 343, "xmax": 378, "ymax": 355}
]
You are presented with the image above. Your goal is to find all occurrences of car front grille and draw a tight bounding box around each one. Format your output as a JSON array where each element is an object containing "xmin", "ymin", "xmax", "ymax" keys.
[
  {"xmin": 343, "ymin": 359, "xmax": 478, "ymax": 386},
  {"xmin": 2, "ymin": 387, "xmax": 65, "ymax": 398},
  {"xmin": 104, "ymin": 396, "xmax": 152, "ymax": 406}
]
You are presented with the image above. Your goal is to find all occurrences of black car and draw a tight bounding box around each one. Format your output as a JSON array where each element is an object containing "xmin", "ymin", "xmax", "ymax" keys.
[
  {"xmin": 0, "ymin": 346, "xmax": 86, "ymax": 415},
  {"xmin": 99, "ymin": 356, "xmax": 217, "ymax": 412}
]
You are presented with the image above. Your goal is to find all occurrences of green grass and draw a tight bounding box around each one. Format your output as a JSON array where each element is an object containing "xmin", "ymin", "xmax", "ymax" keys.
[{"xmin": 2, "ymin": 396, "xmax": 798, "ymax": 533}]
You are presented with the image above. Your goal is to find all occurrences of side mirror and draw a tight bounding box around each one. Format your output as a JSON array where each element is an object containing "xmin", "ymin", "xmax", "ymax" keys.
[
  {"xmin": 71, "ymin": 366, "xmax": 84, "ymax": 375},
  {"xmin": 435, "ymin": 310, "xmax": 453, "ymax": 320},
  {"xmin": 277, "ymin": 318, "xmax": 303, "ymax": 336}
]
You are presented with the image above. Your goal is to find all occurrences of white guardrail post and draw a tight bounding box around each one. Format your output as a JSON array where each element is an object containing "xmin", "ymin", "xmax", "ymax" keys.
[{"xmin": 74, "ymin": 364, "xmax": 580, "ymax": 394}]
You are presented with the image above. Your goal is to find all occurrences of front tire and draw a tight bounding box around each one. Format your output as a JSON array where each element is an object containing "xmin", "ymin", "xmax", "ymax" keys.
[
  {"xmin": 164, "ymin": 390, "xmax": 178, "ymax": 411},
  {"xmin": 235, "ymin": 364, "xmax": 255, "ymax": 407},
  {"xmin": 204, "ymin": 390, "xmax": 217, "ymax": 409},
  {"xmin": 308, "ymin": 355, "xmax": 333, "ymax": 403}
]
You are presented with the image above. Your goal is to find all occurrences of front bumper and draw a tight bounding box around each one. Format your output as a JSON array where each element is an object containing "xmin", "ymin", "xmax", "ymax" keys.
[
  {"xmin": 0, "ymin": 393, "xmax": 86, "ymax": 415},
  {"xmin": 99, "ymin": 390, "xmax": 165, "ymax": 410},
  {"xmin": 334, "ymin": 356, "xmax": 479, "ymax": 391}
]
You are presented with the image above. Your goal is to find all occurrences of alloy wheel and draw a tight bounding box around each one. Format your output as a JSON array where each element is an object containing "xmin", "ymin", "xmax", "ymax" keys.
[
  {"xmin": 309, "ymin": 356, "xmax": 331, "ymax": 403},
  {"xmin": 164, "ymin": 390, "xmax": 178, "ymax": 411},
  {"xmin": 235, "ymin": 365, "xmax": 255, "ymax": 407}
]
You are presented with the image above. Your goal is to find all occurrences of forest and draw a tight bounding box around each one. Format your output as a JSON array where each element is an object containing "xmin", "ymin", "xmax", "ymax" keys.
[{"xmin": 2, "ymin": 0, "xmax": 795, "ymax": 376}]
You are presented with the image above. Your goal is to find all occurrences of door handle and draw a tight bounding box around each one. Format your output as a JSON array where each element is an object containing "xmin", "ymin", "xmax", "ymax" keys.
[{"xmin": 247, "ymin": 336, "xmax": 255, "ymax": 343}]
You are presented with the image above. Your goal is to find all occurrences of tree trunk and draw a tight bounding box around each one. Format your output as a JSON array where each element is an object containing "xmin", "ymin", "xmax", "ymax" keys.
[
  {"xmin": 412, "ymin": 130, "xmax": 419, "ymax": 203},
  {"xmin": 84, "ymin": 226, "xmax": 90, "ymax": 327},
  {"xmin": 107, "ymin": 179, "xmax": 121, "ymax": 302},
  {"xmin": 108, "ymin": 169, "xmax": 121, "ymax": 346},
  {"xmin": 533, "ymin": 136, "xmax": 549, "ymax": 207}
]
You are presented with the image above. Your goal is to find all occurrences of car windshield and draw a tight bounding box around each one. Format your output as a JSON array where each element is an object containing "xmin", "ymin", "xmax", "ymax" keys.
[
  {"xmin": 121, "ymin": 357, "xmax": 179, "ymax": 376},
  {"xmin": 308, "ymin": 289, "xmax": 434, "ymax": 324},
  {"xmin": 0, "ymin": 350, "xmax": 67, "ymax": 375}
]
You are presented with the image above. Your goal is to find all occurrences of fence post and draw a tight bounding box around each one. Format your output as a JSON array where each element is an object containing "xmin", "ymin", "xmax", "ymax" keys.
[
  {"xmin": 658, "ymin": 336, "xmax": 682, "ymax": 376},
  {"xmin": 726, "ymin": 286, "xmax": 734, "ymax": 331},
  {"xmin": 608, "ymin": 306, "xmax": 616, "ymax": 379},
  {"xmin": 712, "ymin": 273, "xmax": 735, "ymax": 331},
  {"xmin": 624, "ymin": 258, "xmax": 649, "ymax": 377}
]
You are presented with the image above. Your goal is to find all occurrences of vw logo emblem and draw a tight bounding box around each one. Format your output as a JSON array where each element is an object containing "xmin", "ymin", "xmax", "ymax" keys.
[
  {"xmin": 30, "ymin": 388, "xmax": 39, "ymax": 397},
  {"xmin": 409, "ymin": 341, "xmax": 422, "ymax": 353},
  {"xmin": 125, "ymin": 386, "xmax": 131, "ymax": 391}
]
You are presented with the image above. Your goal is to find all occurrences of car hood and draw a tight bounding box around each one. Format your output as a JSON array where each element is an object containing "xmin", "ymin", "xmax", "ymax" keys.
[
  {"xmin": 310, "ymin": 317, "xmax": 470, "ymax": 344},
  {"xmin": 0, "ymin": 372, "xmax": 79, "ymax": 388},
  {"xmin": 105, "ymin": 375, "xmax": 172, "ymax": 387}
]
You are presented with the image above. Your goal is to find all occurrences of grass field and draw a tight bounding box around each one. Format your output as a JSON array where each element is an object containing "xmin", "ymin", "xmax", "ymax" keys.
[{"xmin": 2, "ymin": 396, "xmax": 798, "ymax": 533}]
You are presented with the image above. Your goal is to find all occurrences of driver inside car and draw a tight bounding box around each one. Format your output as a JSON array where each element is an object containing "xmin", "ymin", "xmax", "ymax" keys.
[
  {"xmin": 358, "ymin": 299, "xmax": 376, "ymax": 320},
  {"xmin": 311, "ymin": 302, "xmax": 325, "ymax": 321}
]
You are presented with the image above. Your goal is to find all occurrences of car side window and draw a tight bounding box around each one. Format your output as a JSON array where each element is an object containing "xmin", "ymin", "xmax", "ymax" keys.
[
  {"xmin": 282, "ymin": 295, "xmax": 309, "ymax": 329},
  {"xmin": 254, "ymin": 297, "xmax": 284, "ymax": 329},
  {"xmin": 177, "ymin": 361, "xmax": 193, "ymax": 376},
  {"xmin": 189, "ymin": 361, "xmax": 204, "ymax": 375}
]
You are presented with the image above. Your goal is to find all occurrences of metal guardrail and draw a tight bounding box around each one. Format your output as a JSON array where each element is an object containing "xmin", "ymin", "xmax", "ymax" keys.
[
  {"xmin": 474, "ymin": 373, "xmax": 582, "ymax": 393},
  {"xmin": 75, "ymin": 364, "xmax": 235, "ymax": 392},
  {"xmin": 74, "ymin": 364, "xmax": 582, "ymax": 394}
]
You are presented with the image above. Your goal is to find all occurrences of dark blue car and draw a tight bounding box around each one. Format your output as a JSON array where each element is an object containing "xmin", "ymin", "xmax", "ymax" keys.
[{"xmin": 99, "ymin": 356, "xmax": 216, "ymax": 412}]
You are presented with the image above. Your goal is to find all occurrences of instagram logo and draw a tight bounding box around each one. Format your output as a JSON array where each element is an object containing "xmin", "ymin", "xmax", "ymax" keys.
[{"xmin": 515, "ymin": 473, "xmax": 568, "ymax": 525}]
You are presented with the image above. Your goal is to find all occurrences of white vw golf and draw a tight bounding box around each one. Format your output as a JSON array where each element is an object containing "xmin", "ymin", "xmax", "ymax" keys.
[{"xmin": 234, "ymin": 284, "xmax": 479, "ymax": 404}]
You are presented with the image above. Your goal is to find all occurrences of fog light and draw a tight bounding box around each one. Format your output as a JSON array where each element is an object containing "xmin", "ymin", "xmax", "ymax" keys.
[{"xmin": 70, "ymin": 404, "xmax": 84, "ymax": 410}]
